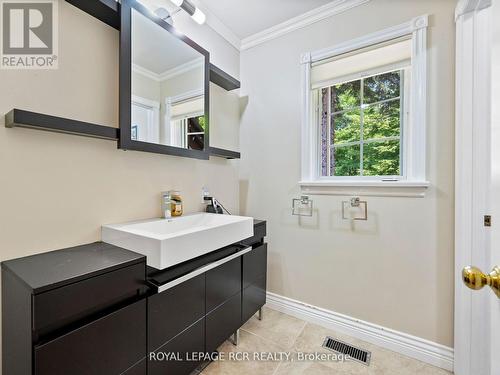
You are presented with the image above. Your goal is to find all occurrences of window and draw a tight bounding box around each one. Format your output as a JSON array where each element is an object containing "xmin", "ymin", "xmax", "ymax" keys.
[
  {"xmin": 166, "ymin": 90, "xmax": 205, "ymax": 150},
  {"xmin": 319, "ymin": 69, "xmax": 407, "ymax": 178},
  {"xmin": 171, "ymin": 115, "xmax": 206, "ymax": 150},
  {"xmin": 300, "ymin": 15, "xmax": 429, "ymax": 192}
]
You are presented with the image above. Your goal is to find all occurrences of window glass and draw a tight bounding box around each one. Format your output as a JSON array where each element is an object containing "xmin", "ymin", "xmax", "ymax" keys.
[
  {"xmin": 332, "ymin": 145, "xmax": 361, "ymax": 177},
  {"xmin": 363, "ymin": 71, "xmax": 400, "ymax": 104},
  {"xmin": 331, "ymin": 80, "xmax": 361, "ymax": 112},
  {"xmin": 319, "ymin": 69, "xmax": 403, "ymax": 177}
]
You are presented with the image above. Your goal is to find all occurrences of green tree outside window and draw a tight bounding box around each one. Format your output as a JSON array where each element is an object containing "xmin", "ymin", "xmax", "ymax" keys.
[{"xmin": 320, "ymin": 70, "xmax": 402, "ymax": 177}]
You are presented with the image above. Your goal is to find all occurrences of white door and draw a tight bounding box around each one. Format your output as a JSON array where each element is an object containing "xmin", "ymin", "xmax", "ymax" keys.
[
  {"xmin": 490, "ymin": 2, "xmax": 500, "ymax": 373},
  {"xmin": 455, "ymin": 1, "xmax": 499, "ymax": 375}
]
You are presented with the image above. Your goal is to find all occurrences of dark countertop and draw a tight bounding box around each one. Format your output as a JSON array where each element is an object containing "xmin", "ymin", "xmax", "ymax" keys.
[
  {"xmin": 1, "ymin": 242, "xmax": 145, "ymax": 294},
  {"xmin": 254, "ymin": 219, "xmax": 266, "ymax": 227}
]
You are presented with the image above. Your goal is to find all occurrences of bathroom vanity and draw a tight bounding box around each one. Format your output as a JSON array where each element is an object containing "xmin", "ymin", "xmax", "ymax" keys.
[{"xmin": 1, "ymin": 219, "xmax": 267, "ymax": 375}]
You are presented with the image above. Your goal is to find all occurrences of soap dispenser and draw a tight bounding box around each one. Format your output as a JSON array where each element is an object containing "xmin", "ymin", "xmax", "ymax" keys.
[{"xmin": 170, "ymin": 191, "xmax": 183, "ymax": 217}]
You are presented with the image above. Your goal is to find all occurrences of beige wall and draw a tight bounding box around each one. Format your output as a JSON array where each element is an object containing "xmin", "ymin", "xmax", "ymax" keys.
[
  {"xmin": 0, "ymin": 2, "xmax": 240, "ymax": 367},
  {"xmin": 239, "ymin": 0, "xmax": 455, "ymax": 347},
  {"xmin": 132, "ymin": 70, "xmax": 161, "ymax": 102}
]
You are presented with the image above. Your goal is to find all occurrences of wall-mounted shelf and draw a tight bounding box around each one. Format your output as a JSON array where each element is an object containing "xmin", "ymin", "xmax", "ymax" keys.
[
  {"xmin": 66, "ymin": 0, "xmax": 119, "ymax": 29},
  {"xmin": 5, "ymin": 110, "xmax": 240, "ymax": 159},
  {"xmin": 209, "ymin": 147, "xmax": 240, "ymax": 159},
  {"xmin": 65, "ymin": 0, "xmax": 241, "ymax": 92},
  {"xmin": 209, "ymin": 64, "xmax": 240, "ymax": 91},
  {"xmin": 5, "ymin": 109, "xmax": 119, "ymax": 141}
]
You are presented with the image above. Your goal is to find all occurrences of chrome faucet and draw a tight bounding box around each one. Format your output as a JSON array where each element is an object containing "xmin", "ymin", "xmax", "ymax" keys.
[{"xmin": 161, "ymin": 191, "xmax": 173, "ymax": 219}]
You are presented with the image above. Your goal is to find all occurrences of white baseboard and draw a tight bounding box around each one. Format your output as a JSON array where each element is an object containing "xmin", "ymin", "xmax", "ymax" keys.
[{"xmin": 265, "ymin": 292, "xmax": 454, "ymax": 372}]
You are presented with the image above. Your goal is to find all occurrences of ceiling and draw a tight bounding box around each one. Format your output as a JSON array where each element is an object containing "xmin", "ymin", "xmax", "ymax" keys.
[
  {"xmin": 132, "ymin": 8, "xmax": 203, "ymax": 74},
  {"xmin": 198, "ymin": 0, "xmax": 334, "ymax": 40}
]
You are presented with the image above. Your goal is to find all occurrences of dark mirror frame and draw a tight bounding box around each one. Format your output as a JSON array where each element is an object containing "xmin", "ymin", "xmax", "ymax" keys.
[{"xmin": 119, "ymin": 0, "xmax": 210, "ymax": 160}]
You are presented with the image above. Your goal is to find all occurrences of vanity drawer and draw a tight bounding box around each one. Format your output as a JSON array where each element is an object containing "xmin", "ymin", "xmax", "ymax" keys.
[
  {"xmin": 242, "ymin": 275, "xmax": 267, "ymax": 323},
  {"xmin": 206, "ymin": 257, "xmax": 241, "ymax": 312},
  {"xmin": 149, "ymin": 318, "xmax": 205, "ymax": 375},
  {"xmin": 148, "ymin": 273, "xmax": 205, "ymax": 351},
  {"xmin": 34, "ymin": 299, "xmax": 146, "ymax": 375},
  {"xmin": 206, "ymin": 292, "xmax": 241, "ymax": 353},
  {"xmin": 33, "ymin": 262, "xmax": 146, "ymax": 337},
  {"xmin": 243, "ymin": 243, "xmax": 267, "ymax": 289}
]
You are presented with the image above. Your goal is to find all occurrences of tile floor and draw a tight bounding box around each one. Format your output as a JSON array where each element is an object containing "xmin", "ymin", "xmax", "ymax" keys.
[{"xmin": 201, "ymin": 306, "xmax": 452, "ymax": 375}]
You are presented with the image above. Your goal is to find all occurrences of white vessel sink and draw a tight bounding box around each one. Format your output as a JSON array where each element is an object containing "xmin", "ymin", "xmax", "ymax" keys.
[{"xmin": 102, "ymin": 213, "xmax": 254, "ymax": 270}]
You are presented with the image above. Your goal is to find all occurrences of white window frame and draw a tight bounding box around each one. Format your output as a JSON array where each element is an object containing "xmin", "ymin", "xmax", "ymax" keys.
[
  {"xmin": 315, "ymin": 65, "xmax": 410, "ymax": 180},
  {"xmin": 300, "ymin": 15, "xmax": 430, "ymax": 195},
  {"xmin": 165, "ymin": 88, "xmax": 204, "ymax": 147}
]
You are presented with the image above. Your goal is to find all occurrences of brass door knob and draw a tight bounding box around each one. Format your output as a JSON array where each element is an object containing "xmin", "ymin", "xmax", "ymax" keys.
[{"xmin": 462, "ymin": 265, "xmax": 500, "ymax": 298}]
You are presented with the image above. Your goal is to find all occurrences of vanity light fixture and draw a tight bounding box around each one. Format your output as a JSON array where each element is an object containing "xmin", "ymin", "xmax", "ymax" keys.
[
  {"xmin": 154, "ymin": 7, "xmax": 173, "ymax": 25},
  {"xmin": 170, "ymin": 0, "xmax": 206, "ymax": 24}
]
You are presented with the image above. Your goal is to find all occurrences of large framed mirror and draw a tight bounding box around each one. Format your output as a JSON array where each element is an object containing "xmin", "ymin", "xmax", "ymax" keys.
[{"xmin": 119, "ymin": 0, "xmax": 210, "ymax": 159}]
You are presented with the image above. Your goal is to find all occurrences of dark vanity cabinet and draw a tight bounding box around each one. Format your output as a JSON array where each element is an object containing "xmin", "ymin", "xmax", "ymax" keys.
[
  {"xmin": 147, "ymin": 274, "xmax": 206, "ymax": 375},
  {"xmin": 241, "ymin": 220, "xmax": 268, "ymax": 323},
  {"xmin": 146, "ymin": 220, "xmax": 267, "ymax": 373},
  {"xmin": 205, "ymin": 256, "xmax": 242, "ymax": 353},
  {"xmin": 2, "ymin": 221, "xmax": 267, "ymax": 375},
  {"xmin": 1, "ymin": 243, "xmax": 148, "ymax": 375},
  {"xmin": 242, "ymin": 244, "xmax": 268, "ymax": 323}
]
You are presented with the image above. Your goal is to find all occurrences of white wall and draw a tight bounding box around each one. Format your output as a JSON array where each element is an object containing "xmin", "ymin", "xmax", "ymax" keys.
[
  {"xmin": 132, "ymin": 71, "xmax": 161, "ymax": 102},
  {"xmin": 172, "ymin": 9, "xmax": 240, "ymax": 80},
  {"xmin": 239, "ymin": 0, "xmax": 455, "ymax": 347},
  {"xmin": 0, "ymin": 1, "xmax": 240, "ymax": 370},
  {"xmin": 210, "ymin": 83, "xmax": 240, "ymax": 151}
]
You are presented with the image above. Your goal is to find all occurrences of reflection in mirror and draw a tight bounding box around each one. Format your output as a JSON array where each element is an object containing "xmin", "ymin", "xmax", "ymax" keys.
[{"xmin": 131, "ymin": 8, "xmax": 206, "ymax": 150}]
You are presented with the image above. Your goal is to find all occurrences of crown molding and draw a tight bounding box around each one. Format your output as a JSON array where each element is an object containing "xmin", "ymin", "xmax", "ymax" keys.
[
  {"xmin": 132, "ymin": 58, "xmax": 204, "ymax": 82},
  {"xmin": 240, "ymin": 0, "xmax": 371, "ymax": 51},
  {"xmin": 455, "ymin": 0, "xmax": 491, "ymax": 20},
  {"xmin": 159, "ymin": 57, "xmax": 204, "ymax": 80},
  {"xmin": 132, "ymin": 63, "xmax": 161, "ymax": 82}
]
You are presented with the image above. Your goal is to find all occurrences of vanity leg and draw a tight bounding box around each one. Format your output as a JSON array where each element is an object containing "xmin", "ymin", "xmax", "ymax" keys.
[
  {"xmin": 258, "ymin": 307, "xmax": 263, "ymax": 321},
  {"xmin": 230, "ymin": 329, "xmax": 240, "ymax": 346}
]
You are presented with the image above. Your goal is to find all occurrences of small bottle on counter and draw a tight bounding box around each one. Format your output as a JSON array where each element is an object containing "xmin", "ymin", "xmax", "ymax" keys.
[{"xmin": 170, "ymin": 191, "xmax": 183, "ymax": 217}]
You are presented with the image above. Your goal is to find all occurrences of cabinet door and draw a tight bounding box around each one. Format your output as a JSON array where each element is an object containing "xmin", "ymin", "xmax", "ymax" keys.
[
  {"xmin": 123, "ymin": 359, "xmax": 147, "ymax": 375},
  {"xmin": 206, "ymin": 257, "xmax": 241, "ymax": 312},
  {"xmin": 148, "ymin": 274, "xmax": 205, "ymax": 351},
  {"xmin": 242, "ymin": 244, "xmax": 267, "ymax": 289},
  {"xmin": 242, "ymin": 275, "xmax": 267, "ymax": 323},
  {"xmin": 149, "ymin": 318, "xmax": 205, "ymax": 375},
  {"xmin": 34, "ymin": 299, "xmax": 146, "ymax": 375},
  {"xmin": 206, "ymin": 292, "xmax": 241, "ymax": 353}
]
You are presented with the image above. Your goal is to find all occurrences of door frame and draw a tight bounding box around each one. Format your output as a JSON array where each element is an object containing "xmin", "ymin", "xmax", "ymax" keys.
[{"xmin": 454, "ymin": 1, "xmax": 492, "ymax": 374}]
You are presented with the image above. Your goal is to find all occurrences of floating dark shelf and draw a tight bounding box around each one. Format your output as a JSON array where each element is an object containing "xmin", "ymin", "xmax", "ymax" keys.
[
  {"xmin": 5, "ymin": 109, "xmax": 119, "ymax": 141},
  {"xmin": 209, "ymin": 64, "xmax": 240, "ymax": 91},
  {"xmin": 209, "ymin": 147, "xmax": 241, "ymax": 159},
  {"xmin": 65, "ymin": 0, "xmax": 241, "ymax": 92},
  {"xmin": 66, "ymin": 0, "xmax": 120, "ymax": 29}
]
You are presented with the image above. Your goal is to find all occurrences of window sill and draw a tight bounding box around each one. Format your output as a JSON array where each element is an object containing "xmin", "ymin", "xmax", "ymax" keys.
[{"xmin": 299, "ymin": 180, "xmax": 430, "ymax": 197}]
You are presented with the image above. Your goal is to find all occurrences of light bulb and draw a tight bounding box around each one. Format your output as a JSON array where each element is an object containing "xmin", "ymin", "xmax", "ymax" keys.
[{"xmin": 191, "ymin": 8, "xmax": 206, "ymax": 24}]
